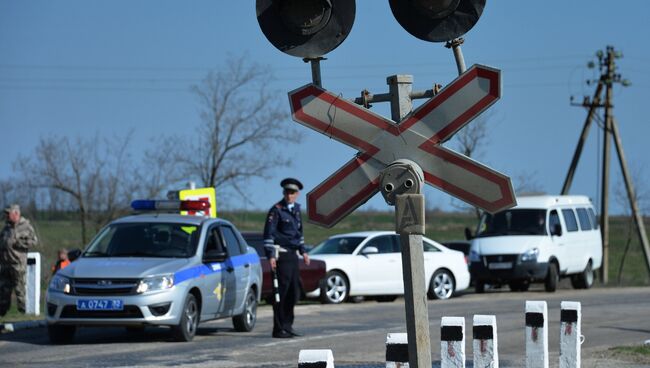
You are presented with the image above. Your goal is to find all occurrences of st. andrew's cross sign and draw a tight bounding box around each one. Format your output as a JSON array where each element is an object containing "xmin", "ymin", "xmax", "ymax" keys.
[{"xmin": 289, "ymin": 64, "xmax": 516, "ymax": 228}]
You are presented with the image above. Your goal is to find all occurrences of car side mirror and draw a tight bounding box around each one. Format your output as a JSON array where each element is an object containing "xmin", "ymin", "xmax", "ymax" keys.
[
  {"xmin": 552, "ymin": 224, "xmax": 563, "ymax": 237},
  {"xmin": 464, "ymin": 227, "xmax": 474, "ymax": 240},
  {"xmin": 360, "ymin": 246, "xmax": 379, "ymax": 256},
  {"xmin": 203, "ymin": 250, "xmax": 227, "ymax": 263}
]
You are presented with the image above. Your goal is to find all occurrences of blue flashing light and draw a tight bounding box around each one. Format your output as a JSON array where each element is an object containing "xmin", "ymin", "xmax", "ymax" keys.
[{"xmin": 131, "ymin": 200, "xmax": 157, "ymax": 211}]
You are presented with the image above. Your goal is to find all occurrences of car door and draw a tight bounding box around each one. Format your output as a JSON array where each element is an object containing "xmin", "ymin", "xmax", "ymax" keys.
[
  {"xmin": 201, "ymin": 225, "xmax": 232, "ymax": 318},
  {"xmin": 560, "ymin": 208, "xmax": 582, "ymax": 273},
  {"xmin": 219, "ymin": 225, "xmax": 250, "ymax": 315},
  {"xmin": 355, "ymin": 235, "xmax": 401, "ymax": 294}
]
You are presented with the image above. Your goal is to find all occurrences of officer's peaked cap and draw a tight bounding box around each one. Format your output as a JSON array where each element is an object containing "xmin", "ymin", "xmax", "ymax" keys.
[{"xmin": 281, "ymin": 178, "xmax": 303, "ymax": 191}]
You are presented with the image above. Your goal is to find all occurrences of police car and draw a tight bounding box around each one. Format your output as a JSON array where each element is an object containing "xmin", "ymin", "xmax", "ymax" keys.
[{"xmin": 46, "ymin": 199, "xmax": 262, "ymax": 343}]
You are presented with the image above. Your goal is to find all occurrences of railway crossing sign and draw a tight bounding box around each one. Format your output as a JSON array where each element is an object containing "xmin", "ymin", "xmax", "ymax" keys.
[{"xmin": 289, "ymin": 64, "xmax": 516, "ymax": 228}]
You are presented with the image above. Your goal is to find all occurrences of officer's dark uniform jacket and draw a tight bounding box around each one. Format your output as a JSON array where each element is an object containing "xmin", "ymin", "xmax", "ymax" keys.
[{"xmin": 263, "ymin": 200, "xmax": 306, "ymax": 259}]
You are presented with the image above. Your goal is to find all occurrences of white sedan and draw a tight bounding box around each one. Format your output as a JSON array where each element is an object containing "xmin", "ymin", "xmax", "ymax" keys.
[{"xmin": 307, "ymin": 231, "xmax": 470, "ymax": 304}]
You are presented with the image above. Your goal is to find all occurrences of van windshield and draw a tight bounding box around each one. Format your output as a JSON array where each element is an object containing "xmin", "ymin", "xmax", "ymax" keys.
[
  {"xmin": 477, "ymin": 209, "xmax": 547, "ymax": 237},
  {"xmin": 83, "ymin": 222, "xmax": 201, "ymax": 258}
]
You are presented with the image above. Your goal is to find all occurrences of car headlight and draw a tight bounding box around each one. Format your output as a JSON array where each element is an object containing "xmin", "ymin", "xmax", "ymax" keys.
[
  {"xmin": 49, "ymin": 275, "xmax": 71, "ymax": 294},
  {"xmin": 521, "ymin": 248, "xmax": 540, "ymax": 262},
  {"xmin": 136, "ymin": 275, "xmax": 174, "ymax": 293},
  {"xmin": 469, "ymin": 250, "xmax": 481, "ymax": 262}
]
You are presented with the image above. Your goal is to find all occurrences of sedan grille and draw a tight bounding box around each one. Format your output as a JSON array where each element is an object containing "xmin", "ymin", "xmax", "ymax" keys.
[
  {"xmin": 60, "ymin": 305, "xmax": 143, "ymax": 319},
  {"xmin": 72, "ymin": 278, "xmax": 139, "ymax": 296}
]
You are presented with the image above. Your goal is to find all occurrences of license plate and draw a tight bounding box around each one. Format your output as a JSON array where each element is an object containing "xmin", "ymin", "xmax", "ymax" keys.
[
  {"xmin": 77, "ymin": 299, "xmax": 124, "ymax": 311},
  {"xmin": 489, "ymin": 262, "xmax": 513, "ymax": 270}
]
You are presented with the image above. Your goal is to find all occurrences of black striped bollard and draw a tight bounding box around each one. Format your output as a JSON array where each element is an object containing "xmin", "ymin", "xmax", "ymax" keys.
[
  {"xmin": 525, "ymin": 301, "xmax": 548, "ymax": 368},
  {"xmin": 441, "ymin": 317, "xmax": 465, "ymax": 368},
  {"xmin": 473, "ymin": 315, "xmax": 498, "ymax": 368},
  {"xmin": 386, "ymin": 333, "xmax": 409, "ymax": 367},
  {"xmin": 559, "ymin": 301, "xmax": 581, "ymax": 368},
  {"xmin": 298, "ymin": 349, "xmax": 334, "ymax": 368}
]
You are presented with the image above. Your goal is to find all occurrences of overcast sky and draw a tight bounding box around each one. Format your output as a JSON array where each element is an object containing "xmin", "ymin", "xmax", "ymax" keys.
[{"xmin": 1, "ymin": 1, "xmax": 649, "ymax": 215}]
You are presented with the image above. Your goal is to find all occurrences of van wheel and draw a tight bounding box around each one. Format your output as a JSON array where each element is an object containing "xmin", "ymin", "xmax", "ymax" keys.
[
  {"xmin": 172, "ymin": 293, "xmax": 199, "ymax": 342},
  {"xmin": 509, "ymin": 280, "xmax": 530, "ymax": 292},
  {"xmin": 47, "ymin": 325, "xmax": 76, "ymax": 344},
  {"xmin": 232, "ymin": 288, "xmax": 257, "ymax": 332},
  {"xmin": 475, "ymin": 280, "xmax": 486, "ymax": 294},
  {"xmin": 545, "ymin": 263, "xmax": 558, "ymax": 292},
  {"xmin": 571, "ymin": 261, "xmax": 594, "ymax": 289}
]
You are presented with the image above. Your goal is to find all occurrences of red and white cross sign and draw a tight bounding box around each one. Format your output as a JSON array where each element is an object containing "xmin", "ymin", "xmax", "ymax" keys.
[{"xmin": 289, "ymin": 64, "xmax": 516, "ymax": 228}]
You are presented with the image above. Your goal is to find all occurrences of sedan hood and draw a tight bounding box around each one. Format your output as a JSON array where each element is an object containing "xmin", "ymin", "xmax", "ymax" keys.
[
  {"xmin": 60, "ymin": 257, "xmax": 192, "ymax": 278},
  {"xmin": 472, "ymin": 236, "xmax": 543, "ymax": 255}
]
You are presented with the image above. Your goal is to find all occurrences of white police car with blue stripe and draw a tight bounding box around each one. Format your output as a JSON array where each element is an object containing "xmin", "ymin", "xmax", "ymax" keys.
[{"xmin": 46, "ymin": 199, "xmax": 262, "ymax": 343}]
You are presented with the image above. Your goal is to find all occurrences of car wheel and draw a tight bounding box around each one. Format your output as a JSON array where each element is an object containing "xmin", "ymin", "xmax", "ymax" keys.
[
  {"xmin": 47, "ymin": 325, "xmax": 76, "ymax": 344},
  {"xmin": 571, "ymin": 261, "xmax": 594, "ymax": 289},
  {"xmin": 232, "ymin": 288, "xmax": 257, "ymax": 332},
  {"xmin": 545, "ymin": 262, "xmax": 559, "ymax": 292},
  {"xmin": 475, "ymin": 279, "xmax": 486, "ymax": 294},
  {"xmin": 428, "ymin": 269, "xmax": 455, "ymax": 300},
  {"xmin": 172, "ymin": 293, "xmax": 200, "ymax": 342},
  {"xmin": 375, "ymin": 295, "xmax": 397, "ymax": 303},
  {"xmin": 320, "ymin": 271, "xmax": 349, "ymax": 304},
  {"xmin": 509, "ymin": 280, "xmax": 530, "ymax": 292}
]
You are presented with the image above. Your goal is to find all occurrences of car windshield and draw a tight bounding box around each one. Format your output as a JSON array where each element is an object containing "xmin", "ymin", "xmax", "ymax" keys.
[
  {"xmin": 476, "ymin": 209, "xmax": 547, "ymax": 237},
  {"xmin": 310, "ymin": 236, "xmax": 365, "ymax": 255},
  {"xmin": 83, "ymin": 222, "xmax": 201, "ymax": 258}
]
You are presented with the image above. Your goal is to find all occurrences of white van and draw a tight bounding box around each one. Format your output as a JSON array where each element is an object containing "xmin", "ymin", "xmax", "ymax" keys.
[{"xmin": 468, "ymin": 195, "xmax": 602, "ymax": 293}]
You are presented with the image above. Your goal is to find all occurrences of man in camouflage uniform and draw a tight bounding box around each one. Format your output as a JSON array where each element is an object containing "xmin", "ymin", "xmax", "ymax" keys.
[{"xmin": 0, "ymin": 204, "xmax": 38, "ymax": 316}]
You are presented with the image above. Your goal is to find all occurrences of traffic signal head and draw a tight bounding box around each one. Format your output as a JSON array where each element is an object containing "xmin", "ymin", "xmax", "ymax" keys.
[
  {"xmin": 389, "ymin": 0, "xmax": 485, "ymax": 42},
  {"xmin": 256, "ymin": 0, "xmax": 356, "ymax": 58}
]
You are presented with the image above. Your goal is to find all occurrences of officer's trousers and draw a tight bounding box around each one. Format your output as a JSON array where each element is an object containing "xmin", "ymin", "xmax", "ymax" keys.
[
  {"xmin": 0, "ymin": 263, "xmax": 26, "ymax": 316},
  {"xmin": 272, "ymin": 252, "xmax": 301, "ymax": 334}
]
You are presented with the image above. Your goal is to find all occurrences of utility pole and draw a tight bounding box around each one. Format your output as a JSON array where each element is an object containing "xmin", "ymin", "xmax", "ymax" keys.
[{"xmin": 563, "ymin": 46, "xmax": 650, "ymax": 283}]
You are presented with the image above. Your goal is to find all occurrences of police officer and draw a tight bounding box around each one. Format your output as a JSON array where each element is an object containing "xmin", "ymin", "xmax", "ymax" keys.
[
  {"xmin": 263, "ymin": 178, "xmax": 310, "ymax": 338},
  {"xmin": 0, "ymin": 204, "xmax": 38, "ymax": 316}
]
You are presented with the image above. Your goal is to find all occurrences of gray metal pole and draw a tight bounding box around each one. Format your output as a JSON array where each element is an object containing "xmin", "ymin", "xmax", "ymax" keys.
[
  {"xmin": 600, "ymin": 49, "xmax": 615, "ymax": 284},
  {"xmin": 446, "ymin": 38, "xmax": 467, "ymax": 75},
  {"xmin": 610, "ymin": 117, "xmax": 650, "ymax": 275},
  {"xmin": 386, "ymin": 75, "xmax": 432, "ymax": 368},
  {"xmin": 306, "ymin": 58, "xmax": 323, "ymax": 88},
  {"xmin": 561, "ymin": 81, "xmax": 604, "ymax": 195}
]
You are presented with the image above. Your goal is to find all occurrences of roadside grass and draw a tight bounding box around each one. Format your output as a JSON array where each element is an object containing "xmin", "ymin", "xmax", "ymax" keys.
[
  {"xmin": 601, "ymin": 345, "xmax": 650, "ymax": 364},
  {"xmin": 3, "ymin": 211, "xmax": 647, "ymax": 324},
  {"xmin": 0, "ymin": 302, "xmax": 43, "ymax": 324}
]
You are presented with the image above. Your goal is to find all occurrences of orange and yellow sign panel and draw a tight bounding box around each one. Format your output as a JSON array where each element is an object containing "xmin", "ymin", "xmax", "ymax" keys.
[{"xmin": 179, "ymin": 187, "xmax": 217, "ymax": 218}]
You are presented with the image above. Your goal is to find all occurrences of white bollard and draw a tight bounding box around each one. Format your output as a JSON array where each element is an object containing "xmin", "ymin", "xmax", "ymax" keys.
[
  {"xmin": 441, "ymin": 317, "xmax": 465, "ymax": 368},
  {"xmin": 525, "ymin": 301, "xmax": 548, "ymax": 368},
  {"xmin": 473, "ymin": 315, "xmax": 498, "ymax": 368},
  {"xmin": 298, "ymin": 349, "xmax": 335, "ymax": 368},
  {"xmin": 386, "ymin": 333, "xmax": 409, "ymax": 367},
  {"xmin": 560, "ymin": 301, "xmax": 581, "ymax": 368},
  {"xmin": 26, "ymin": 252, "xmax": 41, "ymax": 316}
]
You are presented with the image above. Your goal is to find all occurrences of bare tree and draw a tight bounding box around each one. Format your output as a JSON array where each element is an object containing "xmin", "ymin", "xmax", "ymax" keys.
[
  {"xmin": 179, "ymin": 56, "xmax": 301, "ymax": 205},
  {"xmin": 135, "ymin": 136, "xmax": 185, "ymax": 199},
  {"xmin": 14, "ymin": 134, "xmax": 135, "ymax": 243}
]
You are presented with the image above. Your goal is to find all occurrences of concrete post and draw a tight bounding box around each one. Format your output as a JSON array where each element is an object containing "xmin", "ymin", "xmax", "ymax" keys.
[
  {"xmin": 441, "ymin": 316, "xmax": 465, "ymax": 368},
  {"xmin": 386, "ymin": 333, "xmax": 409, "ymax": 368},
  {"xmin": 298, "ymin": 349, "xmax": 334, "ymax": 368},
  {"xmin": 560, "ymin": 302, "xmax": 582, "ymax": 368},
  {"xmin": 525, "ymin": 301, "xmax": 548, "ymax": 368},
  {"xmin": 473, "ymin": 315, "xmax": 498, "ymax": 368},
  {"xmin": 26, "ymin": 252, "xmax": 41, "ymax": 316}
]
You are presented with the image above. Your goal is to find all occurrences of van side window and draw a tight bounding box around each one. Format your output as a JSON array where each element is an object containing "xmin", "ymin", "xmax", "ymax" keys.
[
  {"xmin": 562, "ymin": 209, "xmax": 579, "ymax": 232},
  {"xmin": 576, "ymin": 208, "xmax": 592, "ymax": 230},
  {"xmin": 588, "ymin": 208, "xmax": 599, "ymax": 229},
  {"xmin": 549, "ymin": 210, "xmax": 561, "ymax": 234}
]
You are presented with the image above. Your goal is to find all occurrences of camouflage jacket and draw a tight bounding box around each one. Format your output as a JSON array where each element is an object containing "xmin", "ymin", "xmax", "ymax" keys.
[{"xmin": 0, "ymin": 217, "xmax": 38, "ymax": 266}]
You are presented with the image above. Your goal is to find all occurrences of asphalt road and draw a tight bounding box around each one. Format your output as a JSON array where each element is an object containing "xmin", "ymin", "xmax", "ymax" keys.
[{"xmin": 1, "ymin": 286, "xmax": 649, "ymax": 367}]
